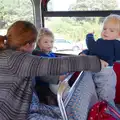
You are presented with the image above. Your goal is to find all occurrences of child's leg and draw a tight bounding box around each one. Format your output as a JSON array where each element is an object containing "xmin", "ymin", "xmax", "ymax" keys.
[{"xmin": 93, "ymin": 67, "xmax": 116, "ymax": 101}]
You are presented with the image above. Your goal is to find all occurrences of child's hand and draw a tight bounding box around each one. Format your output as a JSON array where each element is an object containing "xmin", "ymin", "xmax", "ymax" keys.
[{"xmin": 100, "ymin": 59, "xmax": 108, "ymax": 68}]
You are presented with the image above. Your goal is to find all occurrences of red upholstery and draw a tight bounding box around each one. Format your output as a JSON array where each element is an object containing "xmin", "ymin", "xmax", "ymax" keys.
[
  {"xmin": 42, "ymin": 0, "xmax": 49, "ymax": 8},
  {"xmin": 69, "ymin": 72, "xmax": 80, "ymax": 87},
  {"xmin": 88, "ymin": 101, "xmax": 116, "ymax": 120},
  {"xmin": 113, "ymin": 62, "xmax": 120, "ymax": 104}
]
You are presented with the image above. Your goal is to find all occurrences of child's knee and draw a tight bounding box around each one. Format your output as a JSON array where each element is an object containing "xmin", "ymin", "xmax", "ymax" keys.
[{"xmin": 98, "ymin": 86, "xmax": 116, "ymax": 101}]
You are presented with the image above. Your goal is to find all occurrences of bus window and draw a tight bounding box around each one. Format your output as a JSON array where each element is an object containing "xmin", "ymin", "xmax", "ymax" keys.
[
  {"xmin": 45, "ymin": 17, "xmax": 102, "ymax": 41},
  {"xmin": 45, "ymin": 16, "xmax": 103, "ymax": 54},
  {"xmin": 47, "ymin": 0, "xmax": 120, "ymax": 11},
  {"xmin": 44, "ymin": 0, "xmax": 120, "ymax": 54},
  {"xmin": 0, "ymin": 0, "xmax": 34, "ymax": 35}
]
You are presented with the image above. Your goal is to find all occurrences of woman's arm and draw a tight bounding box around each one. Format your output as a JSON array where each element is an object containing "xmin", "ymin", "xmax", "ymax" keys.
[{"xmin": 8, "ymin": 51, "xmax": 101, "ymax": 77}]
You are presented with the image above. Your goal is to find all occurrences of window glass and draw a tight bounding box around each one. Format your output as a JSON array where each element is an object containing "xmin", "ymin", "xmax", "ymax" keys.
[
  {"xmin": 45, "ymin": 16, "xmax": 104, "ymax": 54},
  {"xmin": 47, "ymin": 0, "xmax": 120, "ymax": 11}
]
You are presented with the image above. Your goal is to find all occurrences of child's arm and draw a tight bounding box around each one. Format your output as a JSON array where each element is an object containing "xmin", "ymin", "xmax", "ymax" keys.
[{"xmin": 86, "ymin": 33, "xmax": 96, "ymax": 52}]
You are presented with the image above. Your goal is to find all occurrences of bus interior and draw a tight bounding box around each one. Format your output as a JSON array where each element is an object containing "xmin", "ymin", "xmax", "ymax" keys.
[{"xmin": 0, "ymin": 0, "xmax": 120, "ymax": 119}]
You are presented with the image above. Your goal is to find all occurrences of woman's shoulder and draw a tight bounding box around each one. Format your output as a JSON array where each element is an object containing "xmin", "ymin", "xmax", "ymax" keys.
[
  {"xmin": 5, "ymin": 49, "xmax": 29, "ymax": 56},
  {"xmin": 0, "ymin": 49, "xmax": 31, "ymax": 66},
  {"xmin": 1, "ymin": 49, "xmax": 34, "ymax": 61},
  {"xmin": 0, "ymin": 49, "xmax": 20, "ymax": 57}
]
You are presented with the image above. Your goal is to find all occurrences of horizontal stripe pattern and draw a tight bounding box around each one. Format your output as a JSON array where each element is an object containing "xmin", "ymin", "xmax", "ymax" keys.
[{"xmin": 0, "ymin": 49, "xmax": 100, "ymax": 120}]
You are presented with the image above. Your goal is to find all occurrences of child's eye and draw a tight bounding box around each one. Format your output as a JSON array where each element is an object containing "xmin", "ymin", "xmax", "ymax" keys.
[
  {"xmin": 103, "ymin": 28, "xmax": 106, "ymax": 30},
  {"xmin": 110, "ymin": 30, "xmax": 114, "ymax": 32}
]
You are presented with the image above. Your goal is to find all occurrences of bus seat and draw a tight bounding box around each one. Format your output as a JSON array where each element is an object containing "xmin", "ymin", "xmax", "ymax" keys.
[
  {"xmin": 57, "ymin": 63, "xmax": 120, "ymax": 120},
  {"xmin": 113, "ymin": 62, "xmax": 120, "ymax": 104}
]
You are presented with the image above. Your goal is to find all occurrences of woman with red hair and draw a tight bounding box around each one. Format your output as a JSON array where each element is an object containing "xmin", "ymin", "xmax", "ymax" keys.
[{"xmin": 0, "ymin": 20, "xmax": 107, "ymax": 120}]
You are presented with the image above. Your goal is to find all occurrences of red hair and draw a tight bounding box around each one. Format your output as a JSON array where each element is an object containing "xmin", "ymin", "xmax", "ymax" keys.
[{"xmin": 0, "ymin": 21, "xmax": 37, "ymax": 50}]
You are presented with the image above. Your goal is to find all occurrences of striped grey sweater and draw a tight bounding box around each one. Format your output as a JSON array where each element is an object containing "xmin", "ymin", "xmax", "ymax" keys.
[{"xmin": 0, "ymin": 49, "xmax": 101, "ymax": 120}]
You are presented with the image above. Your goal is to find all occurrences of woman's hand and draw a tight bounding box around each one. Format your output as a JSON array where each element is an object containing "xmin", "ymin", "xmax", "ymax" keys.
[{"xmin": 100, "ymin": 59, "xmax": 108, "ymax": 68}]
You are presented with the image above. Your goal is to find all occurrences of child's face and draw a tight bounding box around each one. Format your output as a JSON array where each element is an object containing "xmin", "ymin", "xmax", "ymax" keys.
[
  {"xmin": 38, "ymin": 36, "xmax": 54, "ymax": 53},
  {"xmin": 101, "ymin": 22, "xmax": 120, "ymax": 40}
]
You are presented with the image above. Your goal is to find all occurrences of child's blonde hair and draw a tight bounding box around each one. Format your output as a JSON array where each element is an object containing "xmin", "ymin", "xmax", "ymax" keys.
[
  {"xmin": 36, "ymin": 28, "xmax": 54, "ymax": 49},
  {"xmin": 103, "ymin": 14, "xmax": 120, "ymax": 32},
  {"xmin": 37, "ymin": 28, "xmax": 54, "ymax": 43}
]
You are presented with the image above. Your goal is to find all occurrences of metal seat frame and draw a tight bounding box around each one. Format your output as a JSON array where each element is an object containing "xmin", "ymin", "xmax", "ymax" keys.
[{"xmin": 57, "ymin": 71, "xmax": 84, "ymax": 120}]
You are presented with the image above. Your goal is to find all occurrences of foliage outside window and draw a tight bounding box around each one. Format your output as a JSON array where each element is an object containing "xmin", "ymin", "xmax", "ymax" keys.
[
  {"xmin": 45, "ymin": 0, "xmax": 120, "ymax": 42},
  {"xmin": 0, "ymin": 0, "xmax": 33, "ymax": 29}
]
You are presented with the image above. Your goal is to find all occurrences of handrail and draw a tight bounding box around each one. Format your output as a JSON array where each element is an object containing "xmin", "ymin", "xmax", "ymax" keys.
[
  {"xmin": 64, "ymin": 71, "xmax": 83, "ymax": 107},
  {"xmin": 57, "ymin": 71, "xmax": 84, "ymax": 120},
  {"xmin": 57, "ymin": 73, "xmax": 74, "ymax": 120}
]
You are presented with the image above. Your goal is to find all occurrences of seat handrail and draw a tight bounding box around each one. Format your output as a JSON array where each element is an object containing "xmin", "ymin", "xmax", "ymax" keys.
[
  {"xmin": 57, "ymin": 73, "xmax": 74, "ymax": 120},
  {"xmin": 64, "ymin": 71, "xmax": 84, "ymax": 107},
  {"xmin": 57, "ymin": 71, "xmax": 84, "ymax": 120}
]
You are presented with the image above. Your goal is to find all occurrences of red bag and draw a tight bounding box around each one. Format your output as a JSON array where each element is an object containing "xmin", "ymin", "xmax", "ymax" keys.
[{"xmin": 88, "ymin": 101, "xmax": 116, "ymax": 120}]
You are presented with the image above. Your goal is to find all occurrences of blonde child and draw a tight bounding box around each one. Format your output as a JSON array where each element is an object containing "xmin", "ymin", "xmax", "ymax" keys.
[
  {"xmin": 32, "ymin": 28, "xmax": 67, "ymax": 105},
  {"xmin": 81, "ymin": 14, "xmax": 120, "ymax": 101}
]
